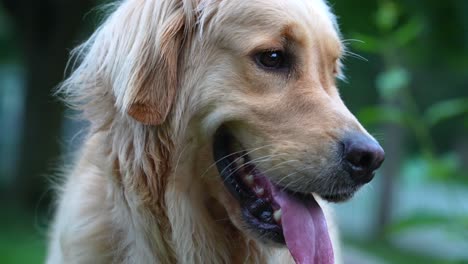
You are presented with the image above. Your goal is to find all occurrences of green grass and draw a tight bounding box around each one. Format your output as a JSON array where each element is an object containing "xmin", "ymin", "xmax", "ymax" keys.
[{"xmin": 0, "ymin": 208, "xmax": 46, "ymax": 264}]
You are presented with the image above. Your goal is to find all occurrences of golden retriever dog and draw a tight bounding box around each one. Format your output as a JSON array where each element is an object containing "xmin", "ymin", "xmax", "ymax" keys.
[{"xmin": 47, "ymin": 0, "xmax": 384, "ymax": 263}]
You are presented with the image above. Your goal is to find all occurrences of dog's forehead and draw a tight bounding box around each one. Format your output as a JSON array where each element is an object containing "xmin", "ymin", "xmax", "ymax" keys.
[
  {"xmin": 217, "ymin": 0, "xmax": 334, "ymax": 19},
  {"xmin": 208, "ymin": 0, "xmax": 341, "ymax": 52}
]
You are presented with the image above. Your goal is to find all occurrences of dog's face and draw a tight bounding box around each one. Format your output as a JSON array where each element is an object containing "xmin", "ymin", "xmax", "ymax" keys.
[{"xmin": 183, "ymin": 0, "xmax": 385, "ymax": 249}]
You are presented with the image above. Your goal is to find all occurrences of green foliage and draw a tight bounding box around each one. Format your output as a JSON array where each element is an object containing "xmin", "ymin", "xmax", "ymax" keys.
[
  {"xmin": 385, "ymin": 211, "xmax": 468, "ymax": 250},
  {"xmin": 425, "ymin": 98, "xmax": 468, "ymax": 127},
  {"xmin": 375, "ymin": 0, "xmax": 400, "ymax": 32},
  {"xmin": 0, "ymin": 5, "xmax": 18, "ymax": 62},
  {"xmin": 353, "ymin": 0, "xmax": 467, "ymax": 161},
  {"xmin": 345, "ymin": 1, "xmax": 468, "ymax": 261},
  {"xmin": 359, "ymin": 105, "xmax": 406, "ymax": 126},
  {"xmin": 392, "ymin": 16, "xmax": 424, "ymax": 47},
  {"xmin": 376, "ymin": 67, "xmax": 410, "ymax": 100},
  {"xmin": 386, "ymin": 212, "xmax": 468, "ymax": 235}
]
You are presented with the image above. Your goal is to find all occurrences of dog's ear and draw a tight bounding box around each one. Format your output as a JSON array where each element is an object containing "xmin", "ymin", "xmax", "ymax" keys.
[{"xmin": 104, "ymin": 1, "xmax": 188, "ymax": 125}]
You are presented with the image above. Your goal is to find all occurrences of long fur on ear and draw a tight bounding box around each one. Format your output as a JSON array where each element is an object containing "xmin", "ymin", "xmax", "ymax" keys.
[
  {"xmin": 61, "ymin": 0, "xmax": 193, "ymax": 125},
  {"xmin": 115, "ymin": 0, "xmax": 187, "ymax": 125}
]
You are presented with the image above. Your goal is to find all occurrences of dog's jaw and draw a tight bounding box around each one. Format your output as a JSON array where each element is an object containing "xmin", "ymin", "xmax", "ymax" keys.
[{"xmin": 212, "ymin": 127, "xmax": 336, "ymax": 263}]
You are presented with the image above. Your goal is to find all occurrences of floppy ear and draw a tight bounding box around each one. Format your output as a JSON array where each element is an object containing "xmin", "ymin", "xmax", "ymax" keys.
[{"xmin": 104, "ymin": 1, "xmax": 187, "ymax": 125}]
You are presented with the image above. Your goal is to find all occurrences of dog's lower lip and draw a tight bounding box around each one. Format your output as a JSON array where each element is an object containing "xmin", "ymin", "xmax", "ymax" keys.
[{"xmin": 321, "ymin": 192, "xmax": 354, "ymax": 202}]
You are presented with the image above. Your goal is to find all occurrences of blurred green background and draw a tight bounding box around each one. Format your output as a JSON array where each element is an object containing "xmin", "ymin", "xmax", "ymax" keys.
[{"xmin": 0, "ymin": 0, "xmax": 467, "ymax": 263}]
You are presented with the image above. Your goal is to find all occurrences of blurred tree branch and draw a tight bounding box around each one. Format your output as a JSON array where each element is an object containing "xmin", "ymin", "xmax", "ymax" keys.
[{"xmin": 1, "ymin": 0, "xmax": 96, "ymax": 209}]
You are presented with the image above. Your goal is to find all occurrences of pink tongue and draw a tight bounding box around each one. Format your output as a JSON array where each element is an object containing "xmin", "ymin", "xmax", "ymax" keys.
[{"xmin": 272, "ymin": 189, "xmax": 334, "ymax": 264}]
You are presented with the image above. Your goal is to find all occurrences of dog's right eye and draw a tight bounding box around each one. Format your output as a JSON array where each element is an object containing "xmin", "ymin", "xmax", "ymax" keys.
[{"xmin": 254, "ymin": 50, "xmax": 290, "ymax": 71}]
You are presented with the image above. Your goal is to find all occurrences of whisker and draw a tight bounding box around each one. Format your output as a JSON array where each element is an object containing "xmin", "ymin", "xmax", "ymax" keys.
[
  {"xmin": 275, "ymin": 165, "xmax": 315, "ymax": 187},
  {"xmin": 199, "ymin": 144, "xmax": 277, "ymax": 178},
  {"xmin": 221, "ymin": 153, "xmax": 288, "ymax": 184},
  {"xmin": 343, "ymin": 50, "xmax": 368, "ymax": 62},
  {"xmin": 341, "ymin": 38, "xmax": 365, "ymax": 44},
  {"xmin": 256, "ymin": 159, "xmax": 300, "ymax": 176},
  {"xmin": 214, "ymin": 217, "xmax": 231, "ymax": 223},
  {"xmin": 173, "ymin": 144, "xmax": 190, "ymax": 175}
]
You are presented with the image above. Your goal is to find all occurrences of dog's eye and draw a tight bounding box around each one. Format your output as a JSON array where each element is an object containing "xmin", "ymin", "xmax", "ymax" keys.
[{"xmin": 255, "ymin": 51, "xmax": 288, "ymax": 70}]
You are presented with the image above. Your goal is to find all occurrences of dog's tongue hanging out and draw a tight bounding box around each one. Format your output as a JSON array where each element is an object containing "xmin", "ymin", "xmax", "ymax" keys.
[{"xmin": 272, "ymin": 187, "xmax": 334, "ymax": 264}]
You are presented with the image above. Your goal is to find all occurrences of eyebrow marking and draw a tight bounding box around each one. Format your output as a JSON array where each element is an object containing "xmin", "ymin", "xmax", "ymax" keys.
[{"xmin": 281, "ymin": 23, "xmax": 308, "ymax": 47}]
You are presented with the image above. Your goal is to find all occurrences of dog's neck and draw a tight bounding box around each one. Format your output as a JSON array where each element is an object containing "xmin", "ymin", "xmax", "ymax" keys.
[
  {"xmin": 163, "ymin": 142, "xmax": 265, "ymax": 263},
  {"xmin": 100, "ymin": 117, "xmax": 289, "ymax": 263}
]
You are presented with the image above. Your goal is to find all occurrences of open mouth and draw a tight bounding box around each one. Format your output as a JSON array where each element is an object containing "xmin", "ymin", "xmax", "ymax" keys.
[
  {"xmin": 213, "ymin": 127, "xmax": 334, "ymax": 264},
  {"xmin": 213, "ymin": 129, "xmax": 284, "ymax": 243}
]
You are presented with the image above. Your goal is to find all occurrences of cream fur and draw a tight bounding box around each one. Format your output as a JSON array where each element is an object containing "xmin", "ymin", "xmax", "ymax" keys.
[{"xmin": 46, "ymin": 0, "xmax": 363, "ymax": 263}]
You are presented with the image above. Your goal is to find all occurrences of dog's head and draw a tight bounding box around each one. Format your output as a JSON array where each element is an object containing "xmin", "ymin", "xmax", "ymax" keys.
[
  {"xmin": 192, "ymin": 2, "xmax": 385, "ymax": 261},
  {"xmin": 67, "ymin": 0, "xmax": 384, "ymax": 262}
]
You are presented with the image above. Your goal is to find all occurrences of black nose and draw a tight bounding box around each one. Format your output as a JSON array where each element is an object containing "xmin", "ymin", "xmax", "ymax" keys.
[{"xmin": 342, "ymin": 134, "xmax": 385, "ymax": 184}]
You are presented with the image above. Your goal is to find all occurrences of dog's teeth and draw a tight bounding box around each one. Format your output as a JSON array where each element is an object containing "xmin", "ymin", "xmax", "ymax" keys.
[
  {"xmin": 273, "ymin": 209, "xmax": 282, "ymax": 223},
  {"xmin": 244, "ymin": 174, "xmax": 254, "ymax": 186},
  {"xmin": 254, "ymin": 186, "xmax": 264, "ymax": 196}
]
